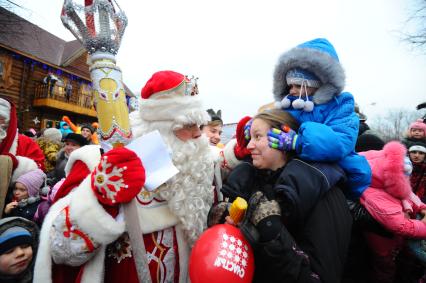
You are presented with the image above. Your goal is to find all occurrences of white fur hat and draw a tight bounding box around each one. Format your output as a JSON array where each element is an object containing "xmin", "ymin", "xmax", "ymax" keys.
[
  {"xmin": 0, "ymin": 98, "xmax": 11, "ymax": 123},
  {"xmin": 139, "ymin": 70, "xmax": 209, "ymax": 128},
  {"xmin": 43, "ymin": 128, "xmax": 62, "ymax": 143}
]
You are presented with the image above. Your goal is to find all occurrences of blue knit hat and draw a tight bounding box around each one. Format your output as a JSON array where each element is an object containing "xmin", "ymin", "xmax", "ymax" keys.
[
  {"xmin": 0, "ymin": 226, "xmax": 32, "ymax": 254},
  {"xmin": 286, "ymin": 68, "xmax": 322, "ymax": 88}
]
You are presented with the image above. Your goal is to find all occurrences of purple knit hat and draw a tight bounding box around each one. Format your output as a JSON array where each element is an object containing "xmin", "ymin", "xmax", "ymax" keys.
[{"xmin": 15, "ymin": 169, "xmax": 46, "ymax": 197}]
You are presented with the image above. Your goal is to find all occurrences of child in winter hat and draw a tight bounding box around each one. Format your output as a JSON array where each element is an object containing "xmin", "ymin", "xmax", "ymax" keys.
[
  {"xmin": 409, "ymin": 119, "xmax": 426, "ymax": 139},
  {"xmin": 4, "ymin": 169, "xmax": 46, "ymax": 222},
  {"xmin": 42, "ymin": 128, "xmax": 62, "ymax": 144},
  {"xmin": 201, "ymin": 109, "xmax": 224, "ymax": 147},
  {"xmin": 359, "ymin": 141, "xmax": 426, "ymax": 282},
  {"xmin": 402, "ymin": 119, "xmax": 426, "ymax": 150},
  {"xmin": 59, "ymin": 121, "xmax": 73, "ymax": 138},
  {"xmin": 268, "ymin": 38, "xmax": 370, "ymax": 198},
  {"xmin": 408, "ymin": 144, "xmax": 426, "ymax": 202},
  {"xmin": 0, "ymin": 217, "xmax": 39, "ymax": 283}
]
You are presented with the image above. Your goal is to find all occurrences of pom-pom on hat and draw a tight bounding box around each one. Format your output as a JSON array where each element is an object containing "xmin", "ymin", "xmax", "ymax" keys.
[
  {"xmin": 286, "ymin": 68, "xmax": 322, "ymax": 88},
  {"xmin": 409, "ymin": 119, "xmax": 426, "ymax": 134},
  {"xmin": 137, "ymin": 70, "xmax": 209, "ymax": 128},
  {"xmin": 15, "ymin": 169, "xmax": 46, "ymax": 197}
]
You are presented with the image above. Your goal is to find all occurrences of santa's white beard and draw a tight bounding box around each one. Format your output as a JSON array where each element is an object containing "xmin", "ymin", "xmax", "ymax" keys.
[
  {"xmin": 131, "ymin": 115, "xmax": 215, "ymax": 247},
  {"xmin": 0, "ymin": 126, "xmax": 6, "ymax": 142}
]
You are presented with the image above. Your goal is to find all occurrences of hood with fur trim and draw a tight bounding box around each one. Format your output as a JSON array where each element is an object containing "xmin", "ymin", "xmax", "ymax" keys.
[
  {"xmin": 0, "ymin": 217, "xmax": 39, "ymax": 283},
  {"xmin": 273, "ymin": 38, "xmax": 345, "ymax": 105},
  {"xmin": 359, "ymin": 141, "xmax": 412, "ymax": 199}
]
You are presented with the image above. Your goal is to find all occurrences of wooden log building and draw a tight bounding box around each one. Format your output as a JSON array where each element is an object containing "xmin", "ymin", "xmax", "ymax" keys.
[{"xmin": 0, "ymin": 7, "xmax": 134, "ymax": 131}]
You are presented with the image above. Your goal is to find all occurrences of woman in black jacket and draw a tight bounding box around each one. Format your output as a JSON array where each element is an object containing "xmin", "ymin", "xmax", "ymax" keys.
[{"xmin": 212, "ymin": 109, "xmax": 352, "ymax": 283}]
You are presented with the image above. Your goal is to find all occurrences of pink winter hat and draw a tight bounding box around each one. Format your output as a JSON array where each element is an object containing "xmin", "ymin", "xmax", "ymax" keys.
[
  {"xmin": 409, "ymin": 119, "xmax": 426, "ymax": 134},
  {"xmin": 15, "ymin": 169, "xmax": 46, "ymax": 197}
]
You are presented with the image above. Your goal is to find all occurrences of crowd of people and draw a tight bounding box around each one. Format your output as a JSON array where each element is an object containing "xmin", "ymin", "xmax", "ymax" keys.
[{"xmin": 0, "ymin": 37, "xmax": 425, "ymax": 283}]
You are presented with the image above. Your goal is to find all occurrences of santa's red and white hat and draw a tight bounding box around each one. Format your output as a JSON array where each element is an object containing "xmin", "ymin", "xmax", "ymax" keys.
[{"xmin": 139, "ymin": 70, "xmax": 209, "ymax": 128}]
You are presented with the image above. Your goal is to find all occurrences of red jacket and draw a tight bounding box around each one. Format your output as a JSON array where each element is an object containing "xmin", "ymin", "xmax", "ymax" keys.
[{"xmin": 16, "ymin": 134, "xmax": 45, "ymax": 171}]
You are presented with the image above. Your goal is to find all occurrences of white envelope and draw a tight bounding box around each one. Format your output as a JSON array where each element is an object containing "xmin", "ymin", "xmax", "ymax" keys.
[{"xmin": 125, "ymin": 130, "xmax": 179, "ymax": 191}]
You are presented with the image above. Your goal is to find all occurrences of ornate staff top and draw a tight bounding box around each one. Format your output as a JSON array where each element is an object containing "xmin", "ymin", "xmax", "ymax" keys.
[
  {"xmin": 61, "ymin": 0, "xmax": 127, "ymax": 55},
  {"xmin": 61, "ymin": 0, "xmax": 132, "ymax": 146}
]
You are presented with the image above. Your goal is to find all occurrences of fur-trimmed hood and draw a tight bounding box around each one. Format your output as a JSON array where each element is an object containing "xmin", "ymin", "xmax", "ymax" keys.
[
  {"xmin": 359, "ymin": 141, "xmax": 412, "ymax": 199},
  {"xmin": 0, "ymin": 217, "xmax": 39, "ymax": 283},
  {"xmin": 273, "ymin": 38, "xmax": 346, "ymax": 105}
]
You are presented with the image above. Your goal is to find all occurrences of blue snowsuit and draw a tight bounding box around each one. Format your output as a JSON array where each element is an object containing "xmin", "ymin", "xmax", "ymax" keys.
[{"xmin": 273, "ymin": 38, "xmax": 371, "ymax": 199}]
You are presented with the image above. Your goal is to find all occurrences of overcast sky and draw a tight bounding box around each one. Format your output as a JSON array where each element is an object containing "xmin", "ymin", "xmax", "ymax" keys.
[{"xmin": 7, "ymin": 0, "xmax": 426, "ymax": 123}]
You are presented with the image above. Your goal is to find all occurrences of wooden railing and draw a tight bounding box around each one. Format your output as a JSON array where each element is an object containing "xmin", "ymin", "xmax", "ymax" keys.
[{"xmin": 34, "ymin": 83, "xmax": 94, "ymax": 110}]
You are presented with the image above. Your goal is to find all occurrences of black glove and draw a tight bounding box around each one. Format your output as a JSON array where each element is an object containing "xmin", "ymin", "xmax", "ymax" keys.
[
  {"xmin": 207, "ymin": 202, "xmax": 230, "ymax": 227},
  {"xmin": 240, "ymin": 191, "xmax": 282, "ymax": 247},
  {"xmin": 347, "ymin": 199, "xmax": 393, "ymax": 238}
]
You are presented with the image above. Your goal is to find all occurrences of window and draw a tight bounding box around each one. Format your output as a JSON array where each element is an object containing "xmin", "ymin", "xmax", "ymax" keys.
[{"xmin": 0, "ymin": 54, "xmax": 13, "ymax": 89}]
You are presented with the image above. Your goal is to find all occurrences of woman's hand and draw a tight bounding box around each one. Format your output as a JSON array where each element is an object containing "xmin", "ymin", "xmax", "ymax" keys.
[
  {"xmin": 207, "ymin": 202, "xmax": 230, "ymax": 227},
  {"xmin": 225, "ymin": 215, "xmax": 237, "ymax": 226}
]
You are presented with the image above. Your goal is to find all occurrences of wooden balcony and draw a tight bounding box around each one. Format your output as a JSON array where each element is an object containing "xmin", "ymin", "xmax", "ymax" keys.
[{"xmin": 33, "ymin": 83, "xmax": 97, "ymax": 117}]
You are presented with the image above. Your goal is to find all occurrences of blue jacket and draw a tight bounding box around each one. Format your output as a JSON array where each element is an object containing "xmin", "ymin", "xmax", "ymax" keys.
[
  {"xmin": 59, "ymin": 121, "xmax": 73, "ymax": 137},
  {"xmin": 273, "ymin": 38, "xmax": 371, "ymax": 198}
]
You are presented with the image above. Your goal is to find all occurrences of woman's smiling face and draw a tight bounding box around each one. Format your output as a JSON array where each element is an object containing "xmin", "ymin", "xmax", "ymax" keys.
[{"xmin": 247, "ymin": 118, "xmax": 286, "ymax": 170}]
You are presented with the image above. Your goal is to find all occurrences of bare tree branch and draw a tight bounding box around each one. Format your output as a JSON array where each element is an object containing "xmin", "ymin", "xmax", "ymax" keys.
[
  {"xmin": 401, "ymin": 0, "xmax": 426, "ymax": 51},
  {"xmin": 369, "ymin": 108, "xmax": 426, "ymax": 142},
  {"xmin": 4, "ymin": 0, "xmax": 23, "ymax": 9}
]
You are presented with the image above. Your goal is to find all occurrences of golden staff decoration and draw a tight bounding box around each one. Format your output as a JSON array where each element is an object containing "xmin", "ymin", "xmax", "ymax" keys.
[{"xmin": 61, "ymin": 0, "xmax": 131, "ymax": 147}]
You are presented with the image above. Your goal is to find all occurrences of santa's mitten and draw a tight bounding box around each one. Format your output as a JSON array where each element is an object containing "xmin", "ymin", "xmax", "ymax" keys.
[
  {"xmin": 234, "ymin": 116, "xmax": 252, "ymax": 160},
  {"xmin": 91, "ymin": 147, "xmax": 145, "ymax": 206}
]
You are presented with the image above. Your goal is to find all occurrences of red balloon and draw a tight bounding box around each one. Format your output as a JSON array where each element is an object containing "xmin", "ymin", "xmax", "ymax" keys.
[{"xmin": 189, "ymin": 224, "xmax": 255, "ymax": 283}]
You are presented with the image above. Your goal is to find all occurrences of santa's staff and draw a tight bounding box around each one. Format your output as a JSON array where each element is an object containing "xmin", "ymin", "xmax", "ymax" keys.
[
  {"xmin": 60, "ymin": 1, "xmax": 150, "ymax": 282},
  {"xmin": 61, "ymin": 0, "xmax": 131, "ymax": 147}
]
